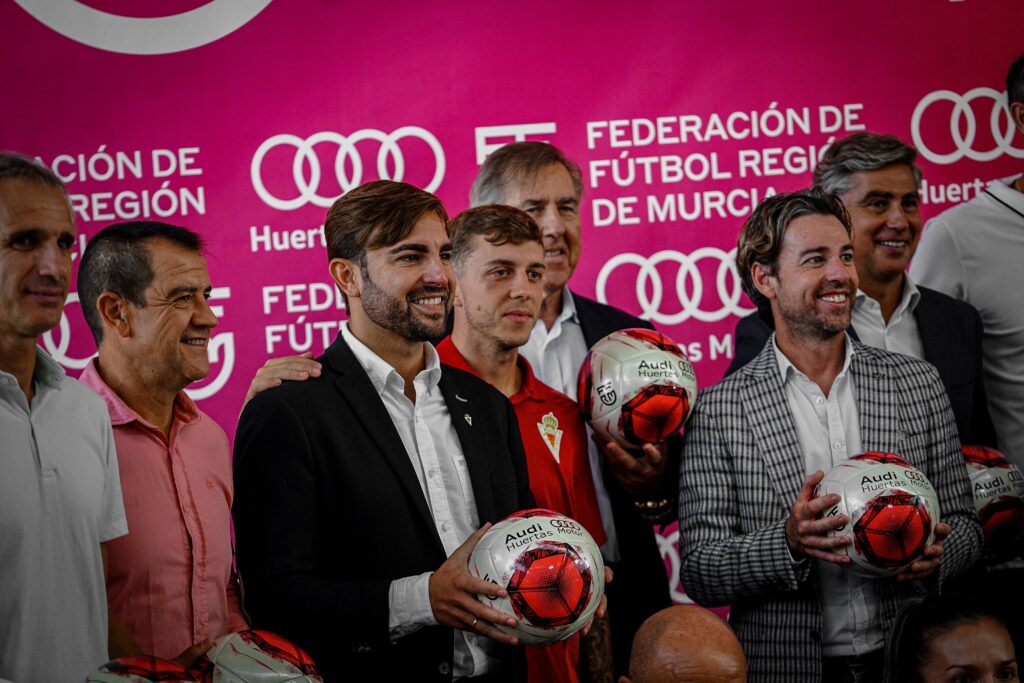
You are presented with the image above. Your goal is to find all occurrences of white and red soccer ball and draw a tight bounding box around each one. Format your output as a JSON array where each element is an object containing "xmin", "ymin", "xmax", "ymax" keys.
[
  {"xmin": 468, "ymin": 509, "xmax": 605, "ymax": 645},
  {"xmin": 577, "ymin": 328, "xmax": 697, "ymax": 449},
  {"xmin": 189, "ymin": 630, "xmax": 322, "ymax": 682},
  {"xmin": 816, "ymin": 452, "xmax": 940, "ymax": 577},
  {"xmin": 87, "ymin": 656, "xmax": 193, "ymax": 683},
  {"xmin": 962, "ymin": 444, "xmax": 1024, "ymax": 562}
]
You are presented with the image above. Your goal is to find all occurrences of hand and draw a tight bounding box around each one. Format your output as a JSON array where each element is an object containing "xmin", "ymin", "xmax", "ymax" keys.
[
  {"xmin": 596, "ymin": 437, "xmax": 668, "ymax": 499},
  {"xmin": 173, "ymin": 638, "xmax": 212, "ymax": 668},
  {"xmin": 580, "ymin": 565, "xmax": 613, "ymax": 637},
  {"xmin": 243, "ymin": 352, "xmax": 321, "ymax": 407},
  {"xmin": 785, "ymin": 471, "xmax": 851, "ymax": 564},
  {"xmin": 429, "ymin": 524, "xmax": 520, "ymax": 645},
  {"xmin": 896, "ymin": 523, "xmax": 950, "ymax": 582}
]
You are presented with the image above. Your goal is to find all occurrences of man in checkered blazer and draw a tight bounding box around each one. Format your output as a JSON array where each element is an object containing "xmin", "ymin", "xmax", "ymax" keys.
[{"xmin": 678, "ymin": 189, "xmax": 981, "ymax": 682}]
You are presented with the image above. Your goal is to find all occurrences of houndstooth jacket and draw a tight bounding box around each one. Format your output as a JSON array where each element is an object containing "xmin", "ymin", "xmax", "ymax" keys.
[{"xmin": 678, "ymin": 339, "xmax": 981, "ymax": 682}]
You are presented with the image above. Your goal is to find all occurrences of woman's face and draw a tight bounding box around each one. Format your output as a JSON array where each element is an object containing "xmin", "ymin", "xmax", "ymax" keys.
[{"xmin": 920, "ymin": 618, "xmax": 1018, "ymax": 683}]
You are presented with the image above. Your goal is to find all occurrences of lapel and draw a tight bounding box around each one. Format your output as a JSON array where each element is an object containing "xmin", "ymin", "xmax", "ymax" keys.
[
  {"xmin": 911, "ymin": 287, "xmax": 946, "ymax": 373},
  {"xmin": 739, "ymin": 344, "xmax": 805, "ymax": 509},
  {"xmin": 325, "ymin": 336, "xmax": 442, "ymax": 546},
  {"xmin": 437, "ymin": 372, "xmax": 495, "ymax": 523},
  {"xmin": 849, "ymin": 342, "xmax": 905, "ymax": 453}
]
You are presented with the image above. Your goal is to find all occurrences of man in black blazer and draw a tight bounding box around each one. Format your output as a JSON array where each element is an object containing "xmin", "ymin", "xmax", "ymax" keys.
[
  {"xmin": 233, "ymin": 181, "xmax": 534, "ymax": 683},
  {"xmin": 471, "ymin": 142, "xmax": 675, "ymax": 678},
  {"xmin": 725, "ymin": 133, "xmax": 996, "ymax": 448}
]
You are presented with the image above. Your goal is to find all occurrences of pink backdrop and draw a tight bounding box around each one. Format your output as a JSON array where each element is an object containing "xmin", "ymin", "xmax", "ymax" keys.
[{"xmin": 4, "ymin": 0, "xmax": 1024, "ymax": 605}]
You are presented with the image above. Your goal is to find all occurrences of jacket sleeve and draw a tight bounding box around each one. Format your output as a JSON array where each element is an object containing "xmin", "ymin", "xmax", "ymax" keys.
[
  {"xmin": 677, "ymin": 394, "xmax": 810, "ymax": 606},
  {"xmin": 724, "ymin": 313, "xmax": 772, "ymax": 378},
  {"xmin": 967, "ymin": 306, "xmax": 999, "ymax": 448},
  {"xmin": 233, "ymin": 392, "xmax": 393, "ymax": 651}
]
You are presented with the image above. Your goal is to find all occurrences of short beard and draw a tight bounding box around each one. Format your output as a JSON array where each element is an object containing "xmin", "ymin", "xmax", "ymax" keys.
[{"xmin": 359, "ymin": 265, "xmax": 450, "ymax": 342}]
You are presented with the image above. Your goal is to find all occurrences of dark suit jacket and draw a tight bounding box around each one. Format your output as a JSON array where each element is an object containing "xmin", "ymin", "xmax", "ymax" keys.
[
  {"xmin": 571, "ymin": 291, "xmax": 675, "ymax": 675},
  {"xmin": 233, "ymin": 335, "xmax": 533, "ymax": 683},
  {"xmin": 723, "ymin": 286, "xmax": 997, "ymax": 447}
]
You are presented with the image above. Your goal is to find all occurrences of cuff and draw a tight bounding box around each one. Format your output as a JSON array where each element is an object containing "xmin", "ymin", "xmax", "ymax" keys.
[{"xmin": 388, "ymin": 572, "xmax": 438, "ymax": 641}]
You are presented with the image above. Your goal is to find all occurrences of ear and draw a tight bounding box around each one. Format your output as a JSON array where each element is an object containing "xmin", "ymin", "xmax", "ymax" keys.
[
  {"xmin": 330, "ymin": 258, "xmax": 361, "ymax": 301},
  {"xmin": 1011, "ymin": 101, "xmax": 1024, "ymax": 136},
  {"xmin": 95, "ymin": 291, "xmax": 133, "ymax": 339},
  {"xmin": 750, "ymin": 261, "xmax": 778, "ymax": 302}
]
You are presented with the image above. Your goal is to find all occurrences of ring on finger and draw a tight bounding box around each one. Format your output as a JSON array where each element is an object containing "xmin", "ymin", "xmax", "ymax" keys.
[{"xmin": 470, "ymin": 618, "xmax": 479, "ymax": 629}]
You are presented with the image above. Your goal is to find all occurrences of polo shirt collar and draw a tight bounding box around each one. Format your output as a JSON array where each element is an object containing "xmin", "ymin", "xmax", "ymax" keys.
[
  {"xmin": 436, "ymin": 336, "xmax": 536, "ymax": 403},
  {"xmin": 79, "ymin": 358, "xmax": 199, "ymax": 428},
  {"xmin": 33, "ymin": 345, "xmax": 66, "ymax": 390}
]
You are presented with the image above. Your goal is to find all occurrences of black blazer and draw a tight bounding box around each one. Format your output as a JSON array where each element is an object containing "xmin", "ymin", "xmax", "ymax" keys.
[
  {"xmin": 233, "ymin": 335, "xmax": 533, "ymax": 683},
  {"xmin": 572, "ymin": 291, "xmax": 675, "ymax": 676},
  {"xmin": 723, "ymin": 285, "xmax": 997, "ymax": 447}
]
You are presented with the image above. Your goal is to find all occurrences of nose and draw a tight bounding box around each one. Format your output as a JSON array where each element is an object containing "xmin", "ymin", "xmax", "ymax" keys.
[
  {"xmin": 36, "ymin": 239, "xmax": 70, "ymax": 280},
  {"xmin": 509, "ymin": 271, "xmax": 538, "ymax": 300},
  {"xmin": 826, "ymin": 255, "xmax": 854, "ymax": 284},
  {"xmin": 885, "ymin": 203, "xmax": 911, "ymax": 230},
  {"xmin": 539, "ymin": 205, "xmax": 565, "ymax": 240},
  {"xmin": 194, "ymin": 294, "xmax": 219, "ymax": 329},
  {"xmin": 422, "ymin": 253, "xmax": 451, "ymax": 288}
]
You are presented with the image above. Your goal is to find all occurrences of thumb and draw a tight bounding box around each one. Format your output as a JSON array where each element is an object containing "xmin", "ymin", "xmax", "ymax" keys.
[
  {"xmin": 300, "ymin": 351, "xmax": 315, "ymax": 359},
  {"xmin": 454, "ymin": 523, "xmax": 492, "ymax": 559},
  {"xmin": 174, "ymin": 638, "xmax": 213, "ymax": 667}
]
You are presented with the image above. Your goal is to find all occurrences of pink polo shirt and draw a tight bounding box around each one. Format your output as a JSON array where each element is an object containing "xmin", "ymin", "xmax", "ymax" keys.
[{"xmin": 80, "ymin": 361, "xmax": 247, "ymax": 659}]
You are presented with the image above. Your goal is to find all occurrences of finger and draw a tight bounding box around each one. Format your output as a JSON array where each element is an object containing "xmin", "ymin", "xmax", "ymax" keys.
[
  {"xmin": 804, "ymin": 493, "xmax": 843, "ymax": 517},
  {"xmin": 798, "ymin": 513, "xmax": 848, "ymax": 535},
  {"xmin": 921, "ymin": 542, "xmax": 945, "ymax": 558},
  {"xmin": 458, "ymin": 574, "xmax": 509, "ymax": 600},
  {"xmin": 595, "ymin": 593, "xmax": 608, "ymax": 620},
  {"xmin": 604, "ymin": 566, "xmax": 614, "ymax": 584},
  {"xmin": 797, "ymin": 472, "xmax": 825, "ymax": 503},
  {"xmin": 933, "ymin": 523, "xmax": 951, "ymax": 541},
  {"xmin": 474, "ymin": 620, "xmax": 520, "ymax": 646},
  {"xmin": 260, "ymin": 360, "xmax": 322, "ymax": 376},
  {"xmin": 601, "ymin": 441, "xmax": 641, "ymax": 474},
  {"xmin": 639, "ymin": 443, "xmax": 664, "ymax": 468},
  {"xmin": 798, "ymin": 533, "xmax": 850, "ymax": 551},
  {"xmin": 801, "ymin": 548, "xmax": 851, "ymax": 564}
]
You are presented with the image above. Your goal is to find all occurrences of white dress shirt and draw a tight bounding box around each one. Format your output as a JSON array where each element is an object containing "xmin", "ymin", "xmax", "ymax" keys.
[
  {"xmin": 772, "ymin": 335, "xmax": 884, "ymax": 657},
  {"xmin": 851, "ymin": 275, "xmax": 924, "ymax": 359},
  {"xmin": 519, "ymin": 288, "xmax": 622, "ymax": 561},
  {"xmin": 340, "ymin": 323, "xmax": 497, "ymax": 678}
]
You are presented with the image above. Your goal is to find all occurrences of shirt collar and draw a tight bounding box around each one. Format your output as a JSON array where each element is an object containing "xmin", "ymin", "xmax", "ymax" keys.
[
  {"xmin": 558, "ymin": 286, "xmax": 580, "ymax": 324},
  {"xmin": 773, "ymin": 332, "xmax": 855, "ymax": 387},
  {"xmin": 78, "ymin": 358, "xmax": 200, "ymax": 428},
  {"xmin": 986, "ymin": 175, "xmax": 1024, "ymax": 215},
  {"xmin": 33, "ymin": 345, "xmax": 66, "ymax": 390},
  {"xmin": 854, "ymin": 274, "xmax": 920, "ymax": 315},
  {"xmin": 436, "ymin": 336, "xmax": 537, "ymax": 403},
  {"xmin": 341, "ymin": 321, "xmax": 441, "ymax": 396}
]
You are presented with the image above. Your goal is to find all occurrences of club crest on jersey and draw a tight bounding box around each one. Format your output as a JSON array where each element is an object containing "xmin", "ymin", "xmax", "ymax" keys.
[{"xmin": 537, "ymin": 412, "xmax": 564, "ymax": 463}]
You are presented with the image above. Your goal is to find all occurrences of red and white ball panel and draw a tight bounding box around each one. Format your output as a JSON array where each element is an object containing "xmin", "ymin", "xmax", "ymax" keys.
[
  {"xmin": 962, "ymin": 444, "xmax": 1024, "ymax": 562},
  {"xmin": 469, "ymin": 509, "xmax": 605, "ymax": 646},
  {"xmin": 577, "ymin": 328, "xmax": 697, "ymax": 449},
  {"xmin": 189, "ymin": 630, "xmax": 322, "ymax": 683}
]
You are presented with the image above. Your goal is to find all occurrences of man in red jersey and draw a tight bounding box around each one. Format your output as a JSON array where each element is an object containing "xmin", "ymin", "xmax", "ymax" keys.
[{"xmin": 437, "ymin": 204, "xmax": 608, "ymax": 683}]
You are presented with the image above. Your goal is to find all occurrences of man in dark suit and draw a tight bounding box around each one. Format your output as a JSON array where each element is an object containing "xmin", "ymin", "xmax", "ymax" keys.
[
  {"xmin": 233, "ymin": 180, "xmax": 534, "ymax": 682},
  {"xmin": 725, "ymin": 133, "xmax": 996, "ymax": 447},
  {"xmin": 470, "ymin": 142, "xmax": 675, "ymax": 678},
  {"xmin": 680, "ymin": 189, "xmax": 980, "ymax": 681}
]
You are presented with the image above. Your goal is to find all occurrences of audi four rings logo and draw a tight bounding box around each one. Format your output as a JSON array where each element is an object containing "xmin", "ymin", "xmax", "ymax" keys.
[
  {"xmin": 596, "ymin": 248, "xmax": 753, "ymax": 325},
  {"xmin": 911, "ymin": 87, "xmax": 1024, "ymax": 165},
  {"xmin": 251, "ymin": 127, "xmax": 446, "ymax": 211}
]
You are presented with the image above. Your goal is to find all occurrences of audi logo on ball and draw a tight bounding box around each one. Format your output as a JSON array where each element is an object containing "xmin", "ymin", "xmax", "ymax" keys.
[
  {"xmin": 550, "ymin": 519, "xmax": 582, "ymax": 530},
  {"xmin": 596, "ymin": 248, "xmax": 753, "ymax": 325},
  {"xmin": 911, "ymin": 87, "xmax": 1024, "ymax": 165},
  {"xmin": 251, "ymin": 127, "xmax": 446, "ymax": 211}
]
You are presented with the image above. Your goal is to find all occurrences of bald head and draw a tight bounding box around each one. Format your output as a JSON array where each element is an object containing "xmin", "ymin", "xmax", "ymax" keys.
[{"xmin": 622, "ymin": 606, "xmax": 746, "ymax": 683}]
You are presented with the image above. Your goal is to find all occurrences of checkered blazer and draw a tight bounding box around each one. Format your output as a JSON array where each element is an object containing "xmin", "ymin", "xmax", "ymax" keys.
[{"xmin": 678, "ymin": 340, "xmax": 981, "ymax": 682}]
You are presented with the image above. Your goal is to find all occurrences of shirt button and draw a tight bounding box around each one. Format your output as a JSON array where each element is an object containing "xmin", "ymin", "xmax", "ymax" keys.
[
  {"xmin": 833, "ymin": 441, "xmax": 843, "ymax": 449},
  {"xmin": 441, "ymin": 522, "xmax": 449, "ymax": 532},
  {"xmin": 428, "ymin": 469, "xmax": 436, "ymax": 478},
  {"xmin": 438, "ymin": 662, "xmax": 451, "ymax": 675},
  {"xmin": 815, "ymin": 397, "xmax": 824, "ymax": 406}
]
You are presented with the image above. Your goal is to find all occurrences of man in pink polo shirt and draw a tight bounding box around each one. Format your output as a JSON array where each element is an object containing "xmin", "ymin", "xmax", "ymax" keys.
[{"xmin": 77, "ymin": 221, "xmax": 247, "ymax": 663}]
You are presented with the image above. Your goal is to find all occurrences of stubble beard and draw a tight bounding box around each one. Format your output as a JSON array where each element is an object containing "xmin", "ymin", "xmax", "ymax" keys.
[{"xmin": 360, "ymin": 266, "xmax": 450, "ymax": 342}]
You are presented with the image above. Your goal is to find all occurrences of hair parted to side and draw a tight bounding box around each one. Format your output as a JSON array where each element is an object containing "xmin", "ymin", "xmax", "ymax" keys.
[
  {"xmin": 1007, "ymin": 52, "xmax": 1024, "ymax": 107},
  {"xmin": 736, "ymin": 188, "xmax": 852, "ymax": 307},
  {"xmin": 470, "ymin": 141, "xmax": 583, "ymax": 207},
  {"xmin": 0, "ymin": 150, "xmax": 69, "ymax": 198},
  {"xmin": 78, "ymin": 221, "xmax": 204, "ymax": 344},
  {"xmin": 324, "ymin": 180, "xmax": 448, "ymax": 263},
  {"xmin": 812, "ymin": 132, "xmax": 922, "ymax": 196},
  {"xmin": 883, "ymin": 594, "xmax": 1011, "ymax": 683},
  {"xmin": 449, "ymin": 205, "xmax": 542, "ymax": 274}
]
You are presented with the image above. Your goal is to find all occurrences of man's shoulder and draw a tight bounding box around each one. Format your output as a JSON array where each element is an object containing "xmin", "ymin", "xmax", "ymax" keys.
[
  {"xmin": 852, "ymin": 340, "xmax": 941, "ymax": 383},
  {"xmin": 916, "ymin": 285, "xmax": 981, "ymax": 322},
  {"xmin": 59, "ymin": 375, "xmax": 113, "ymax": 421},
  {"xmin": 441, "ymin": 363, "xmax": 510, "ymax": 408},
  {"xmin": 570, "ymin": 290, "xmax": 651, "ymax": 331}
]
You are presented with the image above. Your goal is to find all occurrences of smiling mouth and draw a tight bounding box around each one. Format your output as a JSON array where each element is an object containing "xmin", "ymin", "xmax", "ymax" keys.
[
  {"xmin": 181, "ymin": 338, "xmax": 209, "ymax": 347},
  {"xmin": 544, "ymin": 249, "xmax": 565, "ymax": 258},
  {"xmin": 411, "ymin": 295, "xmax": 445, "ymax": 306},
  {"xmin": 820, "ymin": 293, "xmax": 848, "ymax": 304},
  {"xmin": 878, "ymin": 240, "xmax": 908, "ymax": 249}
]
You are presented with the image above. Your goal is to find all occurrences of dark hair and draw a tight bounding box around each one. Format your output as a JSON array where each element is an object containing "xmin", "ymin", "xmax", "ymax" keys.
[
  {"xmin": 1007, "ymin": 52, "xmax": 1024, "ymax": 107},
  {"xmin": 470, "ymin": 141, "xmax": 583, "ymax": 207},
  {"xmin": 884, "ymin": 594, "xmax": 1012, "ymax": 683},
  {"xmin": 735, "ymin": 188, "xmax": 852, "ymax": 307},
  {"xmin": 813, "ymin": 133, "xmax": 922, "ymax": 195},
  {"xmin": 0, "ymin": 151, "xmax": 68, "ymax": 198},
  {"xmin": 78, "ymin": 221, "xmax": 204, "ymax": 343},
  {"xmin": 449, "ymin": 205, "xmax": 541, "ymax": 273},
  {"xmin": 323, "ymin": 180, "xmax": 448, "ymax": 263}
]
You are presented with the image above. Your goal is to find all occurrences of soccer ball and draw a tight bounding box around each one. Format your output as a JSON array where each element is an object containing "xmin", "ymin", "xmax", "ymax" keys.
[
  {"xmin": 189, "ymin": 630, "xmax": 322, "ymax": 682},
  {"xmin": 816, "ymin": 453, "xmax": 940, "ymax": 577},
  {"xmin": 88, "ymin": 657, "xmax": 193, "ymax": 683},
  {"xmin": 468, "ymin": 509, "xmax": 605, "ymax": 645},
  {"xmin": 962, "ymin": 444, "xmax": 1024, "ymax": 562},
  {"xmin": 577, "ymin": 328, "xmax": 697, "ymax": 449}
]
